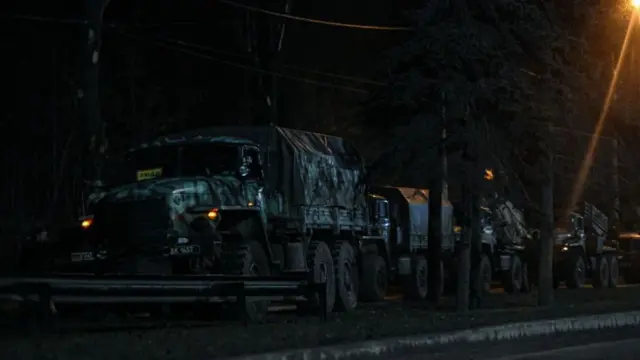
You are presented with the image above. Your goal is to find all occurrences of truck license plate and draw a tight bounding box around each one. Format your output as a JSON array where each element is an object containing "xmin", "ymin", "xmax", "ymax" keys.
[
  {"xmin": 170, "ymin": 245, "xmax": 200, "ymax": 256},
  {"xmin": 70, "ymin": 251, "xmax": 107, "ymax": 262}
]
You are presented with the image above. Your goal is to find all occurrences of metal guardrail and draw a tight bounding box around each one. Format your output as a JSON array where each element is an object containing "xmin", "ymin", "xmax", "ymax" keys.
[{"xmin": 0, "ymin": 271, "xmax": 327, "ymax": 327}]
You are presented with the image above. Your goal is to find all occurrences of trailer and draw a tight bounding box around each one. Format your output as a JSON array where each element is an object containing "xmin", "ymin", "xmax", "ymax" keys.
[
  {"xmin": 552, "ymin": 202, "xmax": 619, "ymax": 288},
  {"xmin": 11, "ymin": 126, "xmax": 383, "ymax": 320},
  {"xmin": 360, "ymin": 186, "xmax": 454, "ymax": 301}
]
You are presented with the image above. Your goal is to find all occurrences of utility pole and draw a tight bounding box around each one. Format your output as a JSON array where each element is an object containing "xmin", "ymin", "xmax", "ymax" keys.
[
  {"xmin": 456, "ymin": 179, "xmax": 471, "ymax": 312},
  {"xmin": 245, "ymin": 0, "xmax": 292, "ymax": 126},
  {"xmin": 80, "ymin": 0, "xmax": 110, "ymax": 213},
  {"xmin": 456, "ymin": 103, "xmax": 471, "ymax": 312},
  {"xmin": 427, "ymin": 92, "xmax": 445, "ymax": 305}
]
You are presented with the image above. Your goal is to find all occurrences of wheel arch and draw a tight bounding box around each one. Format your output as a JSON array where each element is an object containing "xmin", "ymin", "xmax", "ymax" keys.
[{"xmin": 218, "ymin": 208, "xmax": 274, "ymax": 264}]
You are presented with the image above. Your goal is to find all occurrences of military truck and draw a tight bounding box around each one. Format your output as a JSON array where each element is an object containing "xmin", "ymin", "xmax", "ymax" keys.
[
  {"xmin": 452, "ymin": 196, "xmax": 535, "ymax": 295},
  {"xmin": 553, "ymin": 202, "xmax": 619, "ymax": 288},
  {"xmin": 359, "ymin": 186, "xmax": 455, "ymax": 301},
  {"xmin": 49, "ymin": 126, "xmax": 381, "ymax": 319}
]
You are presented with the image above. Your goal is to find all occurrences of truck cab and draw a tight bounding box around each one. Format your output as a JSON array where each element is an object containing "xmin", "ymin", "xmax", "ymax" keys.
[
  {"xmin": 55, "ymin": 138, "xmax": 272, "ymax": 276},
  {"xmin": 554, "ymin": 212, "xmax": 586, "ymax": 251}
]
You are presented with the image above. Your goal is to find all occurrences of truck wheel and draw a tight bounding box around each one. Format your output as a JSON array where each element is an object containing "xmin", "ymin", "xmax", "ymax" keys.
[
  {"xmin": 502, "ymin": 255, "xmax": 523, "ymax": 293},
  {"xmin": 593, "ymin": 255, "xmax": 610, "ymax": 288},
  {"xmin": 301, "ymin": 241, "xmax": 336, "ymax": 314},
  {"xmin": 607, "ymin": 254, "xmax": 619, "ymax": 288},
  {"xmin": 332, "ymin": 241, "xmax": 358, "ymax": 312},
  {"xmin": 359, "ymin": 254, "xmax": 387, "ymax": 302},
  {"xmin": 221, "ymin": 240, "xmax": 270, "ymax": 323},
  {"xmin": 403, "ymin": 255, "xmax": 428, "ymax": 301},
  {"xmin": 565, "ymin": 252, "xmax": 587, "ymax": 289}
]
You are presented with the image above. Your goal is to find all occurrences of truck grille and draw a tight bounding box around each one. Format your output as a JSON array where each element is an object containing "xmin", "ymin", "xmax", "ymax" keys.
[{"xmin": 93, "ymin": 197, "xmax": 169, "ymax": 251}]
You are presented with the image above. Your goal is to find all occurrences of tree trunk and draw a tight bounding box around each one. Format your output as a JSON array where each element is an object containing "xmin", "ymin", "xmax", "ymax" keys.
[
  {"xmin": 537, "ymin": 153, "xmax": 554, "ymax": 306},
  {"xmin": 469, "ymin": 190, "xmax": 482, "ymax": 309},
  {"xmin": 428, "ymin": 93, "xmax": 446, "ymax": 305},
  {"xmin": 427, "ymin": 173, "xmax": 443, "ymax": 305},
  {"xmin": 456, "ymin": 180, "xmax": 471, "ymax": 312}
]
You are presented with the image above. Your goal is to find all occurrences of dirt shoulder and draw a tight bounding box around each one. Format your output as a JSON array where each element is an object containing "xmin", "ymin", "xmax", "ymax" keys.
[{"xmin": 2, "ymin": 287, "xmax": 640, "ymax": 360}]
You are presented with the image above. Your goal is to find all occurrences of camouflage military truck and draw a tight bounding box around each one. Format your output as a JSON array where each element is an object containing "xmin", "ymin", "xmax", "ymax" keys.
[
  {"xmin": 363, "ymin": 186, "xmax": 454, "ymax": 301},
  {"xmin": 56, "ymin": 126, "xmax": 372, "ymax": 318}
]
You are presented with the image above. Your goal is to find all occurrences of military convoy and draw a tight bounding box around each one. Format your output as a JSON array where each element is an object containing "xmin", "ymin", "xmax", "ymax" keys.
[
  {"xmin": 6, "ymin": 126, "xmax": 625, "ymax": 321},
  {"xmin": 45, "ymin": 127, "xmax": 465, "ymax": 315}
]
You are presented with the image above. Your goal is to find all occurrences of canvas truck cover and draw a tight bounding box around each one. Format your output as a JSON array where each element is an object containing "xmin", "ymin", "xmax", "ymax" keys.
[
  {"xmin": 370, "ymin": 186, "xmax": 454, "ymax": 250},
  {"xmin": 145, "ymin": 126, "xmax": 366, "ymax": 216}
]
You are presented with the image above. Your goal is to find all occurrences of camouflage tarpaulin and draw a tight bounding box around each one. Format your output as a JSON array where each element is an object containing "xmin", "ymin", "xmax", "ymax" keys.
[{"xmin": 144, "ymin": 126, "xmax": 367, "ymax": 217}]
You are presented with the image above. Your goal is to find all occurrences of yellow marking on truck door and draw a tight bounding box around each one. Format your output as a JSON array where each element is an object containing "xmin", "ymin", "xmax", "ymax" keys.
[{"xmin": 137, "ymin": 168, "xmax": 163, "ymax": 181}]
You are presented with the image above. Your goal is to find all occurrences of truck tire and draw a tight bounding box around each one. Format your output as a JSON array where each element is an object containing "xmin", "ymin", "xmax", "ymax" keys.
[
  {"xmin": 565, "ymin": 252, "xmax": 586, "ymax": 289},
  {"xmin": 502, "ymin": 254, "xmax": 523, "ymax": 293},
  {"xmin": 221, "ymin": 240, "xmax": 270, "ymax": 323},
  {"xmin": 607, "ymin": 254, "xmax": 619, "ymax": 288},
  {"xmin": 299, "ymin": 241, "xmax": 336, "ymax": 314},
  {"xmin": 403, "ymin": 255, "xmax": 428, "ymax": 301},
  {"xmin": 332, "ymin": 241, "xmax": 358, "ymax": 312},
  {"xmin": 593, "ymin": 255, "xmax": 610, "ymax": 288},
  {"xmin": 470, "ymin": 254, "xmax": 492, "ymax": 309},
  {"xmin": 359, "ymin": 254, "xmax": 387, "ymax": 302}
]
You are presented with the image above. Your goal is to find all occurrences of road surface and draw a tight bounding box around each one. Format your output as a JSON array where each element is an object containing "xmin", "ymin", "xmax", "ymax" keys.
[
  {"xmin": 492, "ymin": 338, "xmax": 640, "ymax": 359},
  {"xmin": 391, "ymin": 326, "xmax": 640, "ymax": 360}
]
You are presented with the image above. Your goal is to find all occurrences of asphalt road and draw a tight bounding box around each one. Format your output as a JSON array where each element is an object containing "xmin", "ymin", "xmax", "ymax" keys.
[
  {"xmin": 391, "ymin": 326, "xmax": 640, "ymax": 360},
  {"xmin": 492, "ymin": 339, "xmax": 640, "ymax": 360}
]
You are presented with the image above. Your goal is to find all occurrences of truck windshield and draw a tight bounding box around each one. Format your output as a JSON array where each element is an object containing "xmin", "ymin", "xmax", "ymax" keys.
[{"xmin": 127, "ymin": 143, "xmax": 239, "ymax": 180}]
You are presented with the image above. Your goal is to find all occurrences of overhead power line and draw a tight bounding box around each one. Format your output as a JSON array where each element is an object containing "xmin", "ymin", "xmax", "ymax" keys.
[
  {"xmin": 123, "ymin": 33, "xmax": 370, "ymax": 94},
  {"xmin": 158, "ymin": 37, "xmax": 385, "ymax": 86},
  {"xmin": 1, "ymin": 12, "xmax": 375, "ymax": 93},
  {"xmin": 218, "ymin": 0, "xmax": 413, "ymax": 31},
  {"xmin": 5, "ymin": 3, "xmax": 415, "ymax": 31},
  {"xmin": 0, "ymin": 13, "xmax": 86, "ymax": 24}
]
